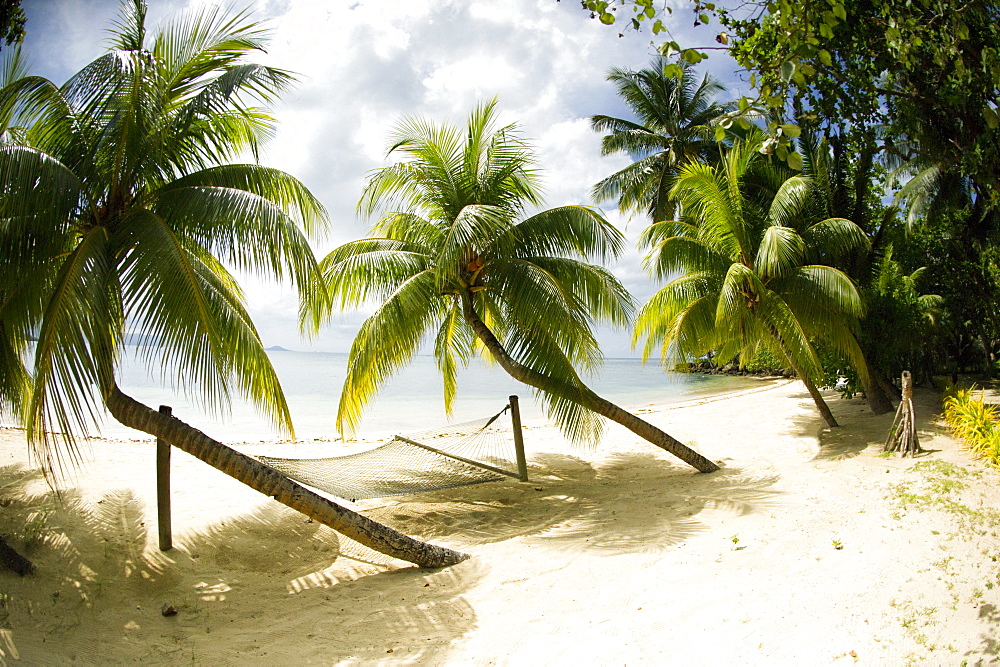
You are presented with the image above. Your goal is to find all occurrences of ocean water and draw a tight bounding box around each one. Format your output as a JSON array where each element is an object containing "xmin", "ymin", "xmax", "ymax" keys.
[{"xmin": 105, "ymin": 349, "xmax": 760, "ymax": 442}]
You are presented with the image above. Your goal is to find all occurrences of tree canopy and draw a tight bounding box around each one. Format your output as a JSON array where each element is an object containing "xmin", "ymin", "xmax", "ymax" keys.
[
  {"xmin": 0, "ymin": 0, "xmax": 24, "ymax": 51},
  {"xmin": 307, "ymin": 100, "xmax": 719, "ymax": 472},
  {"xmin": 634, "ymin": 134, "xmax": 870, "ymax": 425},
  {"xmin": 591, "ymin": 58, "xmax": 729, "ymax": 224},
  {"xmin": 0, "ymin": 0, "xmax": 327, "ymax": 470},
  {"xmin": 725, "ymin": 0, "xmax": 1000, "ymax": 202}
]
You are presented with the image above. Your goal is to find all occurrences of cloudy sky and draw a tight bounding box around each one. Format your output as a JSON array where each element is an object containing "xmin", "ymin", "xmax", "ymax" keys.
[{"xmin": 20, "ymin": 0, "xmax": 744, "ymax": 357}]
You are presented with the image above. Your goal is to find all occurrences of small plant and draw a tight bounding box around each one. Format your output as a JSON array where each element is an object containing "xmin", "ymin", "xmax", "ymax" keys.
[
  {"xmin": 942, "ymin": 386, "xmax": 1000, "ymax": 466},
  {"xmin": 19, "ymin": 510, "xmax": 51, "ymax": 549},
  {"xmin": 832, "ymin": 539, "xmax": 843, "ymax": 550},
  {"xmin": 730, "ymin": 534, "xmax": 740, "ymax": 546}
]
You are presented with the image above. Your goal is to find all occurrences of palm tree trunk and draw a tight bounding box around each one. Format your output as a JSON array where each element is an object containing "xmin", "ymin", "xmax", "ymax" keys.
[
  {"xmin": 797, "ymin": 371, "xmax": 840, "ymax": 428},
  {"xmin": 104, "ymin": 385, "xmax": 469, "ymax": 568},
  {"xmin": 769, "ymin": 332, "xmax": 840, "ymax": 428},
  {"xmin": 0, "ymin": 533, "xmax": 34, "ymax": 575},
  {"xmin": 859, "ymin": 361, "xmax": 895, "ymax": 415},
  {"xmin": 879, "ymin": 374, "xmax": 902, "ymax": 401},
  {"xmin": 460, "ymin": 295, "xmax": 719, "ymax": 473}
]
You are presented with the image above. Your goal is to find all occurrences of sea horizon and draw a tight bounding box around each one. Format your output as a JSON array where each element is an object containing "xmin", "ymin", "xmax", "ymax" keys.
[{"xmin": 82, "ymin": 348, "xmax": 763, "ymax": 444}]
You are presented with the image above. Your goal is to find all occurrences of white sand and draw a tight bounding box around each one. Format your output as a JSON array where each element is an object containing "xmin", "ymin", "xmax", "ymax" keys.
[{"xmin": 1, "ymin": 380, "xmax": 999, "ymax": 664}]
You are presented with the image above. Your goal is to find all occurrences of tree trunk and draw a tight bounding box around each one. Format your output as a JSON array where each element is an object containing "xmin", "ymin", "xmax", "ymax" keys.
[
  {"xmin": 460, "ymin": 295, "xmax": 719, "ymax": 473},
  {"xmin": 798, "ymin": 371, "xmax": 840, "ymax": 428},
  {"xmin": 0, "ymin": 533, "xmax": 34, "ymax": 575},
  {"xmin": 878, "ymin": 374, "xmax": 902, "ymax": 401},
  {"xmin": 104, "ymin": 386, "xmax": 469, "ymax": 568},
  {"xmin": 981, "ymin": 334, "xmax": 995, "ymax": 380},
  {"xmin": 769, "ymin": 332, "xmax": 840, "ymax": 428},
  {"xmin": 859, "ymin": 365, "xmax": 895, "ymax": 415}
]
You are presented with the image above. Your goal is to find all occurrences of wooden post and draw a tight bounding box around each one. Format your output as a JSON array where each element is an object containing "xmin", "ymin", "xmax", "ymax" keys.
[
  {"xmin": 156, "ymin": 405, "xmax": 173, "ymax": 551},
  {"xmin": 884, "ymin": 371, "xmax": 922, "ymax": 456},
  {"xmin": 509, "ymin": 395, "xmax": 528, "ymax": 482}
]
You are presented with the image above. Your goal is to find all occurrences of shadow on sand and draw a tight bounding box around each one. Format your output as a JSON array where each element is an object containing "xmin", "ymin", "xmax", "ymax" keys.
[
  {"xmin": 779, "ymin": 388, "xmax": 950, "ymax": 462},
  {"xmin": 0, "ymin": 463, "xmax": 485, "ymax": 663},
  {"xmin": 0, "ymin": 445, "xmax": 784, "ymax": 662},
  {"xmin": 360, "ymin": 451, "xmax": 780, "ymax": 556}
]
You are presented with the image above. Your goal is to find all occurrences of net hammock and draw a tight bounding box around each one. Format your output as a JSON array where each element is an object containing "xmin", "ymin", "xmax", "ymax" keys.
[{"xmin": 254, "ymin": 403, "xmax": 522, "ymax": 502}]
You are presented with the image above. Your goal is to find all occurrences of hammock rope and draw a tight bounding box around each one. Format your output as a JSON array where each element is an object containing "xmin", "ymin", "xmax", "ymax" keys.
[{"xmin": 255, "ymin": 403, "xmax": 521, "ymax": 502}]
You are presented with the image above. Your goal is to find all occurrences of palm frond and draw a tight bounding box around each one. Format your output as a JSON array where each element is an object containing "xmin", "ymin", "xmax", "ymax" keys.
[
  {"xmin": 486, "ymin": 257, "xmax": 604, "ymax": 370},
  {"xmin": 642, "ymin": 234, "xmax": 730, "ymax": 280},
  {"xmin": 153, "ymin": 2, "xmax": 271, "ymax": 97},
  {"xmin": 755, "ymin": 289, "xmax": 824, "ymax": 381},
  {"xmin": 800, "ymin": 217, "xmax": 869, "ymax": 261},
  {"xmin": 337, "ymin": 272, "xmax": 445, "ymax": 437},
  {"xmin": 317, "ymin": 238, "xmax": 429, "ymax": 308},
  {"xmin": 504, "ymin": 205, "xmax": 624, "ymax": 263},
  {"xmin": 433, "ymin": 297, "xmax": 476, "ymax": 414},
  {"xmin": 779, "ymin": 265, "xmax": 865, "ymax": 319},
  {"xmin": 591, "ymin": 57, "xmax": 728, "ymax": 221},
  {"xmin": 116, "ymin": 208, "xmax": 293, "ymax": 433},
  {"xmin": 434, "ymin": 203, "xmax": 511, "ymax": 290},
  {"xmin": 756, "ymin": 226, "xmax": 806, "ymax": 279},
  {"xmin": 634, "ymin": 272, "xmax": 720, "ymax": 363},
  {"xmin": 28, "ymin": 227, "xmax": 116, "ymax": 477},
  {"xmin": 766, "ymin": 175, "xmax": 812, "ymax": 229}
]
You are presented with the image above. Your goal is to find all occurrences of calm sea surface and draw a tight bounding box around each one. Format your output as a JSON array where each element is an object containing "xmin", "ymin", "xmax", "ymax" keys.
[{"xmin": 103, "ymin": 349, "xmax": 759, "ymax": 442}]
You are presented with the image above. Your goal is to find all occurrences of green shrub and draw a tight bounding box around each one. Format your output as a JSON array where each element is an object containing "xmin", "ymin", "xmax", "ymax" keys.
[
  {"xmin": 740, "ymin": 348, "xmax": 787, "ymax": 373},
  {"xmin": 942, "ymin": 386, "xmax": 1000, "ymax": 466}
]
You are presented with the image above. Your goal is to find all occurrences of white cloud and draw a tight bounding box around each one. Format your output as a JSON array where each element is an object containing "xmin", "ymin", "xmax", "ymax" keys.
[{"xmin": 20, "ymin": 0, "xmax": 740, "ymax": 355}]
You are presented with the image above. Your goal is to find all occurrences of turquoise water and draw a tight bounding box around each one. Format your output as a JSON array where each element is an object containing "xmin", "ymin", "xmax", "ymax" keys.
[{"xmin": 107, "ymin": 349, "xmax": 759, "ymax": 442}]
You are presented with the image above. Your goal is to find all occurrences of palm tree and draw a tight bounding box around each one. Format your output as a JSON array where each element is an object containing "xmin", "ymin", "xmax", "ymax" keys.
[
  {"xmin": 303, "ymin": 101, "xmax": 718, "ymax": 473},
  {"xmin": 797, "ymin": 132, "xmax": 896, "ymax": 414},
  {"xmin": 591, "ymin": 58, "xmax": 730, "ymax": 224},
  {"xmin": 0, "ymin": 0, "xmax": 467, "ymax": 571},
  {"xmin": 634, "ymin": 136, "xmax": 871, "ymax": 428}
]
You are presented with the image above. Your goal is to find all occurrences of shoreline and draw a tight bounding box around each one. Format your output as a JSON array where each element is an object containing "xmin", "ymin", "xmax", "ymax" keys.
[{"xmin": 2, "ymin": 380, "xmax": 999, "ymax": 663}]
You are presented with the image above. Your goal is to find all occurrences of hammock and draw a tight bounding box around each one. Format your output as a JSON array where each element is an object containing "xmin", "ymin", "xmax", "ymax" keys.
[{"xmin": 254, "ymin": 402, "xmax": 525, "ymax": 502}]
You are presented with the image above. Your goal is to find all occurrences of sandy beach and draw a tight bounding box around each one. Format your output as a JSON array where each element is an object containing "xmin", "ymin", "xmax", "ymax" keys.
[{"xmin": 1, "ymin": 379, "xmax": 998, "ymax": 664}]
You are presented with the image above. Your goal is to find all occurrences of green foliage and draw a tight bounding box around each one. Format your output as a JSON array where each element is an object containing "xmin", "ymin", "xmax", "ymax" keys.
[
  {"xmin": 590, "ymin": 58, "xmax": 730, "ymax": 224},
  {"xmin": 634, "ymin": 133, "xmax": 870, "ymax": 394},
  {"xmin": 0, "ymin": 0, "xmax": 327, "ymax": 474},
  {"xmin": 896, "ymin": 213, "xmax": 1000, "ymax": 376},
  {"xmin": 739, "ymin": 347, "xmax": 786, "ymax": 373},
  {"xmin": 581, "ymin": 0, "xmax": 672, "ymax": 36},
  {"xmin": 796, "ymin": 129, "xmax": 942, "ymax": 401},
  {"xmin": 580, "ymin": 1, "xmax": 1000, "ymax": 181},
  {"xmin": 820, "ymin": 249, "xmax": 941, "ymax": 397},
  {"xmin": 0, "ymin": 1, "xmax": 25, "ymax": 50},
  {"xmin": 942, "ymin": 387, "xmax": 1000, "ymax": 467},
  {"xmin": 865, "ymin": 252, "xmax": 942, "ymax": 368},
  {"xmin": 725, "ymin": 0, "xmax": 1000, "ymax": 202},
  {"xmin": 305, "ymin": 100, "xmax": 633, "ymax": 444}
]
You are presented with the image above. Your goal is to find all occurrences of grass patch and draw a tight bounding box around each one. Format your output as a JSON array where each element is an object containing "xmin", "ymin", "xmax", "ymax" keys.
[{"xmin": 887, "ymin": 459, "xmax": 1000, "ymax": 659}]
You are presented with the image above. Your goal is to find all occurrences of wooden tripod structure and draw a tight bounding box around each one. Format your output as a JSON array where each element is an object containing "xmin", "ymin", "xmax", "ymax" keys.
[{"xmin": 884, "ymin": 371, "xmax": 923, "ymax": 456}]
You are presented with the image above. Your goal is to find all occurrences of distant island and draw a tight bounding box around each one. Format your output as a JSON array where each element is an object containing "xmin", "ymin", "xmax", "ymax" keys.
[{"xmin": 265, "ymin": 346, "xmax": 291, "ymax": 352}]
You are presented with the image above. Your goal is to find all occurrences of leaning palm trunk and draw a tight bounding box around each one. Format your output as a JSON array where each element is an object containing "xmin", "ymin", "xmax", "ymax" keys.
[
  {"xmin": 770, "ymin": 334, "xmax": 840, "ymax": 428},
  {"xmin": 797, "ymin": 371, "xmax": 840, "ymax": 428},
  {"xmin": 461, "ymin": 296, "xmax": 719, "ymax": 473},
  {"xmin": 105, "ymin": 386, "xmax": 469, "ymax": 568},
  {"xmin": 0, "ymin": 534, "xmax": 34, "ymax": 575},
  {"xmin": 854, "ymin": 344, "xmax": 895, "ymax": 414},
  {"xmin": 860, "ymin": 369, "xmax": 895, "ymax": 415}
]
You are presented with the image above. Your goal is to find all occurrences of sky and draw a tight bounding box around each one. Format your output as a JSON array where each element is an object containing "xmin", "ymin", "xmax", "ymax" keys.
[{"xmin": 19, "ymin": 0, "xmax": 745, "ymax": 357}]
